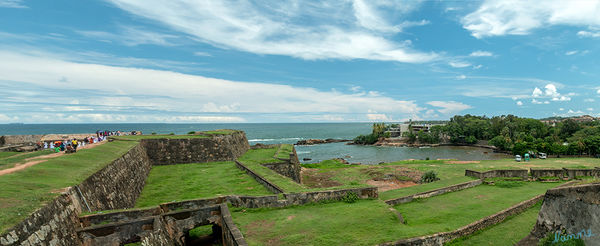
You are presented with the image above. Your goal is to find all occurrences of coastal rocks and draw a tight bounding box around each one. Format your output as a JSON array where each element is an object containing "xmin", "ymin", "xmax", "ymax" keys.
[{"xmin": 295, "ymin": 139, "xmax": 351, "ymax": 145}]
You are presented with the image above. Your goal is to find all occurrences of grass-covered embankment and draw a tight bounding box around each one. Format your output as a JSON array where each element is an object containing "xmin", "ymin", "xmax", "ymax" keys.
[
  {"xmin": 447, "ymin": 201, "xmax": 542, "ymax": 246},
  {"xmin": 0, "ymin": 140, "xmax": 138, "ymax": 233},
  {"xmin": 0, "ymin": 149, "xmax": 55, "ymax": 170},
  {"xmin": 0, "ymin": 152, "xmax": 21, "ymax": 159},
  {"xmin": 135, "ymin": 161, "xmax": 273, "ymax": 208},
  {"xmin": 232, "ymin": 182, "xmax": 560, "ymax": 246},
  {"xmin": 237, "ymin": 147, "xmax": 306, "ymax": 192}
]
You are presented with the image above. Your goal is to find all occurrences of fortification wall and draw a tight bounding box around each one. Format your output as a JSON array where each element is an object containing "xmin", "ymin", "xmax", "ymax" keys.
[
  {"xmin": 0, "ymin": 135, "xmax": 44, "ymax": 146},
  {"xmin": 381, "ymin": 194, "xmax": 544, "ymax": 246},
  {"xmin": 385, "ymin": 179, "xmax": 482, "ymax": 206},
  {"xmin": 263, "ymin": 146, "xmax": 302, "ymax": 183},
  {"xmin": 465, "ymin": 169, "xmax": 528, "ymax": 179},
  {"xmin": 528, "ymin": 183, "xmax": 600, "ymax": 245},
  {"xmin": 76, "ymin": 143, "xmax": 152, "ymax": 211},
  {"xmin": 142, "ymin": 131, "xmax": 249, "ymax": 165},
  {"xmin": 0, "ymin": 143, "xmax": 152, "ymax": 246}
]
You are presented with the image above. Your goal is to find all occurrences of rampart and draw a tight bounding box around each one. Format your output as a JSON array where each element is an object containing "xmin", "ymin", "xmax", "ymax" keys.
[
  {"xmin": 465, "ymin": 169, "xmax": 528, "ymax": 180},
  {"xmin": 380, "ymin": 194, "xmax": 544, "ymax": 246},
  {"xmin": 142, "ymin": 131, "xmax": 249, "ymax": 165},
  {"xmin": 385, "ymin": 179, "xmax": 482, "ymax": 206},
  {"xmin": 525, "ymin": 183, "xmax": 600, "ymax": 245},
  {"xmin": 0, "ymin": 144, "xmax": 152, "ymax": 246}
]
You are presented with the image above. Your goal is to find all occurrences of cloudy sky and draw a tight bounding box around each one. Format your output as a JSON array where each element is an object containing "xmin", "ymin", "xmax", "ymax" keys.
[{"xmin": 0, "ymin": 0, "xmax": 599, "ymax": 123}]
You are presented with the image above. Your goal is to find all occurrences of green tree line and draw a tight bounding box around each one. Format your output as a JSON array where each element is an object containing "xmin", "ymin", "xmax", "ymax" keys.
[{"xmin": 354, "ymin": 115, "xmax": 600, "ymax": 156}]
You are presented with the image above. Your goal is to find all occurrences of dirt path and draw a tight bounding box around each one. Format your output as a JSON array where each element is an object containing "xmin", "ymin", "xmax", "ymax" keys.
[{"xmin": 0, "ymin": 141, "xmax": 107, "ymax": 176}]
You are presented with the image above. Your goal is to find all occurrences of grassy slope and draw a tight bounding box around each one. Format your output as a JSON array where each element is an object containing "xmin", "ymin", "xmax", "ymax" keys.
[
  {"xmin": 446, "ymin": 201, "xmax": 542, "ymax": 246},
  {"xmin": 135, "ymin": 161, "xmax": 273, "ymax": 208},
  {"xmin": 0, "ymin": 149, "xmax": 55, "ymax": 170},
  {"xmin": 394, "ymin": 182, "xmax": 557, "ymax": 235},
  {"xmin": 379, "ymin": 157, "xmax": 599, "ymax": 201},
  {"xmin": 0, "ymin": 152, "xmax": 20, "ymax": 159},
  {"xmin": 0, "ymin": 140, "xmax": 138, "ymax": 233},
  {"xmin": 233, "ymin": 182, "xmax": 559, "ymax": 246},
  {"xmin": 275, "ymin": 144, "xmax": 294, "ymax": 159},
  {"xmin": 238, "ymin": 148, "xmax": 306, "ymax": 192}
]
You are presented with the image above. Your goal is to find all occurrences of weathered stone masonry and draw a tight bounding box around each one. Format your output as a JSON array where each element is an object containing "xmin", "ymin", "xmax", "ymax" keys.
[
  {"xmin": 142, "ymin": 131, "xmax": 249, "ymax": 165},
  {"xmin": 1, "ymin": 131, "xmax": 251, "ymax": 246},
  {"xmin": 0, "ymin": 143, "xmax": 151, "ymax": 246}
]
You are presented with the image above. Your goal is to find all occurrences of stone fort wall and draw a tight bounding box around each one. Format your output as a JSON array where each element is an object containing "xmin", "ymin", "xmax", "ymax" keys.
[
  {"xmin": 0, "ymin": 131, "xmax": 252, "ymax": 246},
  {"xmin": 142, "ymin": 131, "xmax": 249, "ymax": 165},
  {"xmin": 527, "ymin": 183, "xmax": 600, "ymax": 245}
]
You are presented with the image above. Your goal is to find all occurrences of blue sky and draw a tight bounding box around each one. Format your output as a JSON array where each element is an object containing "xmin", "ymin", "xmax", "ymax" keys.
[{"xmin": 0, "ymin": 0, "xmax": 599, "ymax": 123}]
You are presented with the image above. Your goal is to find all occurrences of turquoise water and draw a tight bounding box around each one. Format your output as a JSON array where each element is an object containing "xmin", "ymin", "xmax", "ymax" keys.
[{"xmin": 0, "ymin": 123, "xmax": 509, "ymax": 163}]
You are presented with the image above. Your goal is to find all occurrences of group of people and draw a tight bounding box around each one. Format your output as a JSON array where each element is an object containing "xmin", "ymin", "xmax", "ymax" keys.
[{"xmin": 38, "ymin": 130, "xmax": 141, "ymax": 154}]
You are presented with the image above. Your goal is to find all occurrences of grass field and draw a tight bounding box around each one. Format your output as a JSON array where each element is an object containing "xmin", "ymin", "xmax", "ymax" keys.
[
  {"xmin": 0, "ymin": 149, "xmax": 55, "ymax": 170},
  {"xmin": 447, "ymin": 201, "xmax": 542, "ymax": 246},
  {"xmin": 0, "ymin": 152, "xmax": 21, "ymax": 159},
  {"xmin": 135, "ymin": 161, "xmax": 273, "ymax": 208},
  {"xmin": 232, "ymin": 182, "xmax": 559, "ymax": 246},
  {"xmin": 0, "ymin": 140, "xmax": 138, "ymax": 233},
  {"xmin": 275, "ymin": 144, "xmax": 294, "ymax": 159},
  {"xmin": 238, "ymin": 147, "xmax": 306, "ymax": 192}
]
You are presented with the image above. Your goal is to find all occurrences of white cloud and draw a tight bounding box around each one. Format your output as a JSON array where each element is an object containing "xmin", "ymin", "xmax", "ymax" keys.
[
  {"xmin": 105, "ymin": 0, "xmax": 437, "ymax": 63},
  {"xmin": 531, "ymin": 84, "xmax": 571, "ymax": 102},
  {"xmin": 587, "ymin": 108, "xmax": 594, "ymax": 111},
  {"xmin": 426, "ymin": 101, "xmax": 472, "ymax": 115},
  {"xmin": 532, "ymin": 87, "xmax": 543, "ymax": 97},
  {"xmin": 0, "ymin": 50, "xmax": 424, "ymax": 123},
  {"xmin": 597, "ymin": 89, "xmax": 600, "ymax": 94},
  {"xmin": 565, "ymin": 50, "xmax": 578, "ymax": 55},
  {"xmin": 516, "ymin": 101, "xmax": 523, "ymax": 106},
  {"xmin": 449, "ymin": 61, "xmax": 471, "ymax": 68},
  {"xmin": 0, "ymin": 0, "xmax": 26, "ymax": 8},
  {"xmin": 559, "ymin": 108, "xmax": 564, "ymax": 111},
  {"xmin": 577, "ymin": 30, "xmax": 600, "ymax": 38},
  {"xmin": 366, "ymin": 113, "xmax": 392, "ymax": 121},
  {"xmin": 469, "ymin": 50, "xmax": 493, "ymax": 57},
  {"xmin": 77, "ymin": 26, "xmax": 179, "ymax": 46},
  {"xmin": 531, "ymin": 99, "xmax": 550, "ymax": 104},
  {"xmin": 568, "ymin": 109, "xmax": 584, "ymax": 114},
  {"xmin": 472, "ymin": 64, "xmax": 483, "ymax": 69},
  {"xmin": 584, "ymin": 98, "xmax": 595, "ymax": 102},
  {"xmin": 544, "ymin": 84, "xmax": 560, "ymax": 97},
  {"xmin": 456, "ymin": 75, "xmax": 467, "ymax": 80},
  {"xmin": 193, "ymin": 51, "xmax": 212, "ymax": 57},
  {"xmin": 462, "ymin": 0, "xmax": 600, "ymax": 38}
]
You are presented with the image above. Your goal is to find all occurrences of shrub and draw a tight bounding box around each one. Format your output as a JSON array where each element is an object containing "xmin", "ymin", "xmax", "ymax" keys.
[
  {"xmin": 151, "ymin": 132, "xmax": 157, "ymax": 135},
  {"xmin": 539, "ymin": 230, "xmax": 586, "ymax": 246},
  {"xmin": 341, "ymin": 192, "xmax": 359, "ymax": 203},
  {"xmin": 421, "ymin": 171, "xmax": 439, "ymax": 183},
  {"xmin": 187, "ymin": 131, "xmax": 196, "ymax": 134},
  {"xmin": 169, "ymin": 132, "xmax": 175, "ymax": 135}
]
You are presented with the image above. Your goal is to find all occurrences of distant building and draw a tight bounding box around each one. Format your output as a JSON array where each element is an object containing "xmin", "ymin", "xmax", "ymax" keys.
[{"xmin": 385, "ymin": 123, "xmax": 445, "ymax": 138}]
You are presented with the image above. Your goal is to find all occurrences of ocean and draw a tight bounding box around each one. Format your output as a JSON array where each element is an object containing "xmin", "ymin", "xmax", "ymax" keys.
[{"xmin": 0, "ymin": 123, "xmax": 509, "ymax": 163}]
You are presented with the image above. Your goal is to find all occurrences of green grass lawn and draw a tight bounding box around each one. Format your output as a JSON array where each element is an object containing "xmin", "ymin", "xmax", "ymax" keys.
[
  {"xmin": 394, "ymin": 182, "xmax": 558, "ymax": 235},
  {"xmin": 238, "ymin": 148, "xmax": 306, "ymax": 192},
  {"xmin": 0, "ymin": 152, "xmax": 21, "ymax": 159},
  {"xmin": 0, "ymin": 140, "xmax": 138, "ymax": 233},
  {"xmin": 446, "ymin": 201, "xmax": 542, "ymax": 246},
  {"xmin": 135, "ymin": 161, "xmax": 273, "ymax": 208},
  {"xmin": 276, "ymin": 144, "xmax": 294, "ymax": 159},
  {"xmin": 0, "ymin": 149, "xmax": 55, "ymax": 170},
  {"xmin": 232, "ymin": 182, "xmax": 559, "ymax": 246}
]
